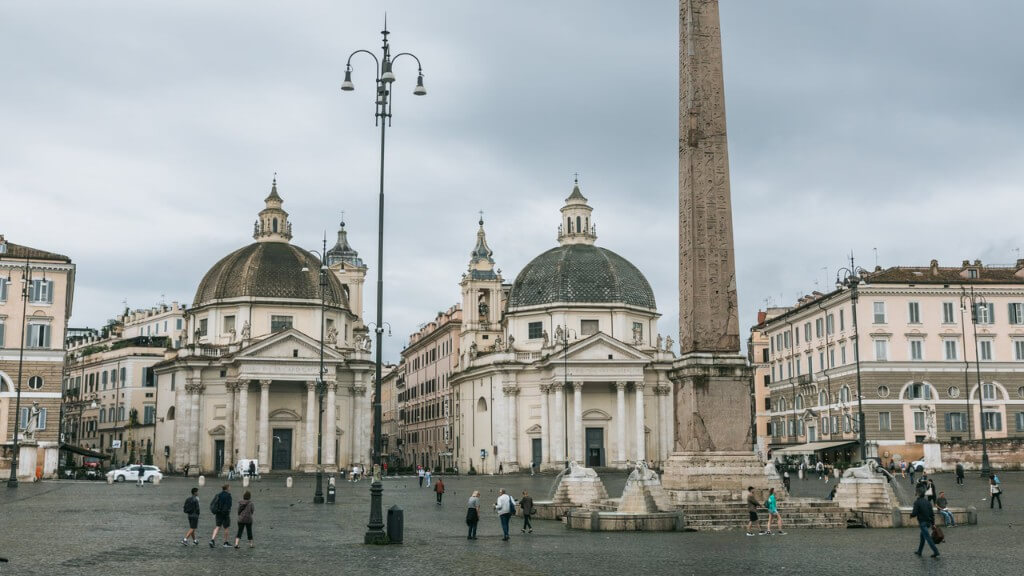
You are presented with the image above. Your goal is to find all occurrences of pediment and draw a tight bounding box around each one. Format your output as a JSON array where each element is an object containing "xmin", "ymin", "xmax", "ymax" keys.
[
  {"xmin": 525, "ymin": 424, "xmax": 543, "ymax": 435},
  {"xmin": 207, "ymin": 424, "xmax": 226, "ymax": 436},
  {"xmin": 269, "ymin": 408, "xmax": 301, "ymax": 422},
  {"xmin": 236, "ymin": 329, "xmax": 346, "ymax": 361},
  {"xmin": 550, "ymin": 333, "xmax": 650, "ymax": 364},
  {"xmin": 582, "ymin": 409, "xmax": 611, "ymax": 421}
]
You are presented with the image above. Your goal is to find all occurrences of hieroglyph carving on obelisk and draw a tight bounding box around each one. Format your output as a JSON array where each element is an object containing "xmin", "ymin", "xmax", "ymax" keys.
[{"xmin": 678, "ymin": 0, "xmax": 740, "ymax": 354}]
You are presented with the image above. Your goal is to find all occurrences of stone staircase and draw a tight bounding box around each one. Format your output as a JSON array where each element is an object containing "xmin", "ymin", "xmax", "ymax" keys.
[{"xmin": 677, "ymin": 498, "xmax": 849, "ymax": 531}]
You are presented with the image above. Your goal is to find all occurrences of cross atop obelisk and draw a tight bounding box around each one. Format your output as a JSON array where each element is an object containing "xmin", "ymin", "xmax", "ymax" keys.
[{"xmin": 678, "ymin": 0, "xmax": 740, "ymax": 354}]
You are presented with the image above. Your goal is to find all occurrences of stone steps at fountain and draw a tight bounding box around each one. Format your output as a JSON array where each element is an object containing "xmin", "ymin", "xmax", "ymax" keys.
[{"xmin": 677, "ymin": 500, "xmax": 849, "ymax": 531}]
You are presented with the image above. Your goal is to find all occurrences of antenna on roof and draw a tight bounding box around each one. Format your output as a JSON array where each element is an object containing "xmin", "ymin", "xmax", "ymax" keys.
[{"xmin": 873, "ymin": 247, "xmax": 879, "ymax": 269}]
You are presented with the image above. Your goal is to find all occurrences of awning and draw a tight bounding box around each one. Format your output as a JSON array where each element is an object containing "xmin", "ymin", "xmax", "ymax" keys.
[
  {"xmin": 772, "ymin": 440, "xmax": 858, "ymax": 456},
  {"xmin": 60, "ymin": 444, "xmax": 111, "ymax": 460}
]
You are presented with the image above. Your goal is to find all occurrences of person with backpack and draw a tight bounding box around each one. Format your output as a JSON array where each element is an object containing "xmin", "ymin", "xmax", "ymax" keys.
[
  {"xmin": 209, "ymin": 484, "xmax": 232, "ymax": 548},
  {"xmin": 519, "ymin": 490, "xmax": 535, "ymax": 534},
  {"xmin": 233, "ymin": 490, "xmax": 255, "ymax": 549},
  {"xmin": 494, "ymin": 488, "xmax": 515, "ymax": 541},
  {"xmin": 181, "ymin": 487, "xmax": 200, "ymax": 545}
]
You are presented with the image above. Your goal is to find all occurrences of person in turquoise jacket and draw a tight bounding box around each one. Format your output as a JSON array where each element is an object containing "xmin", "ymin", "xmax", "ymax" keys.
[{"xmin": 766, "ymin": 487, "xmax": 785, "ymax": 535}]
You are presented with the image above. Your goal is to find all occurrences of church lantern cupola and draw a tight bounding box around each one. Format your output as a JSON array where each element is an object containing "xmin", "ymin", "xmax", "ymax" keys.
[
  {"xmin": 253, "ymin": 175, "xmax": 293, "ymax": 242},
  {"xmin": 557, "ymin": 177, "xmax": 597, "ymax": 246}
]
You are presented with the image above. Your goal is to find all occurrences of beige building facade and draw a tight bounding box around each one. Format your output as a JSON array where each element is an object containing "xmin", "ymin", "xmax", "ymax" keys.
[
  {"xmin": 152, "ymin": 179, "xmax": 374, "ymax": 475},
  {"xmin": 450, "ymin": 186, "xmax": 676, "ymax": 474},
  {"xmin": 0, "ymin": 235, "xmax": 76, "ymax": 480},
  {"xmin": 759, "ymin": 259, "xmax": 1024, "ymax": 465},
  {"xmin": 398, "ymin": 305, "xmax": 460, "ymax": 471},
  {"xmin": 747, "ymin": 307, "xmax": 788, "ymax": 458}
]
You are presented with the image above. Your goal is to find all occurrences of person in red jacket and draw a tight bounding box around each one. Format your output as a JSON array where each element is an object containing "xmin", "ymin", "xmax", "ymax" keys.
[{"xmin": 434, "ymin": 477, "xmax": 446, "ymax": 505}]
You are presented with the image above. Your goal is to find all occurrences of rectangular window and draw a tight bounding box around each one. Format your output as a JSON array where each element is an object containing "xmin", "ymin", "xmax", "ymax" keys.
[
  {"xmin": 796, "ymin": 358, "xmax": 802, "ymax": 376},
  {"xmin": 26, "ymin": 323, "xmax": 51, "ymax": 348},
  {"xmin": 784, "ymin": 331, "xmax": 790, "ymax": 349},
  {"xmin": 878, "ymin": 412, "xmax": 891, "ymax": 431},
  {"xmin": 975, "ymin": 303, "xmax": 994, "ymax": 325},
  {"xmin": 982, "ymin": 412, "xmax": 1002, "ymax": 431},
  {"xmin": 818, "ymin": 351, "xmax": 824, "ymax": 372},
  {"xmin": 913, "ymin": 411, "xmax": 926, "ymax": 431},
  {"xmin": 946, "ymin": 412, "xmax": 968, "ymax": 432},
  {"xmin": 831, "ymin": 416, "xmax": 839, "ymax": 434},
  {"xmin": 829, "ymin": 347, "xmax": 835, "ymax": 368},
  {"xmin": 29, "ymin": 279, "xmax": 54, "ymax": 304},
  {"xmin": 170, "ymin": 373, "xmax": 176, "ymax": 391},
  {"xmin": 826, "ymin": 314, "xmax": 834, "ymax": 335},
  {"xmin": 873, "ymin": 302, "xmax": 886, "ymax": 324},
  {"xmin": 874, "ymin": 339, "xmax": 888, "ymax": 361},
  {"xmin": 807, "ymin": 354, "xmax": 813, "ymax": 375},
  {"xmin": 908, "ymin": 302, "xmax": 920, "ymax": 324},
  {"xmin": 0, "ymin": 320, "xmax": 5, "ymax": 347},
  {"xmin": 979, "ymin": 340, "xmax": 993, "ymax": 361},
  {"xmin": 841, "ymin": 346, "xmax": 847, "ymax": 365},
  {"xmin": 982, "ymin": 383, "xmax": 996, "ymax": 400},
  {"xmin": 944, "ymin": 339, "xmax": 959, "ymax": 360},
  {"xmin": 176, "ymin": 318, "xmax": 183, "ymax": 330},
  {"xmin": 580, "ymin": 319, "xmax": 599, "ymax": 336},
  {"xmin": 270, "ymin": 315, "xmax": 293, "ymax": 332},
  {"xmin": 910, "ymin": 339, "xmax": 924, "ymax": 361},
  {"xmin": 1010, "ymin": 303, "xmax": 1024, "ymax": 325},
  {"xmin": 805, "ymin": 322, "xmax": 812, "ymax": 342},
  {"xmin": 224, "ymin": 315, "xmax": 236, "ymax": 334},
  {"xmin": 528, "ymin": 322, "xmax": 543, "ymax": 339},
  {"xmin": 839, "ymin": 309, "xmax": 845, "ymax": 331},
  {"xmin": 943, "ymin": 302, "xmax": 956, "ymax": 324},
  {"xmin": 1017, "ymin": 412, "xmax": 1024, "ymax": 432},
  {"xmin": 198, "ymin": 318, "xmax": 209, "ymax": 337},
  {"xmin": 761, "ymin": 348, "xmax": 769, "ymax": 363},
  {"xmin": 632, "ymin": 321, "xmax": 643, "ymax": 342},
  {"xmin": 795, "ymin": 327, "xmax": 800, "ymax": 346},
  {"xmin": 1015, "ymin": 340, "xmax": 1024, "ymax": 361},
  {"xmin": 144, "ymin": 405, "xmax": 156, "ymax": 425},
  {"xmin": 0, "ymin": 278, "xmax": 7, "ymax": 302},
  {"xmin": 143, "ymin": 367, "xmax": 155, "ymax": 388},
  {"xmin": 814, "ymin": 319, "xmax": 822, "ymax": 339}
]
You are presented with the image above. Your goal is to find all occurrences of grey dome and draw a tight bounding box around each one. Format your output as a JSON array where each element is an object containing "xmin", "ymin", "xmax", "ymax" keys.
[
  {"xmin": 194, "ymin": 242, "xmax": 347, "ymax": 308},
  {"xmin": 507, "ymin": 244, "xmax": 656, "ymax": 311}
]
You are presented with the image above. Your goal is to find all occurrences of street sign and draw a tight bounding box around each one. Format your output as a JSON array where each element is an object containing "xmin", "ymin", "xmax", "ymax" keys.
[{"xmin": 111, "ymin": 440, "xmax": 122, "ymax": 449}]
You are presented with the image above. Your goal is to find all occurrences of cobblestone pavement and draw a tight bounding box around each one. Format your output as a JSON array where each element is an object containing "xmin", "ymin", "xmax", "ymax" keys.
[{"xmin": 1, "ymin": 471, "xmax": 1021, "ymax": 575}]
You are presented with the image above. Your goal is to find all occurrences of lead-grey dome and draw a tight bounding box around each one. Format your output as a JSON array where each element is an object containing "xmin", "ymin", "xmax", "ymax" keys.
[
  {"xmin": 193, "ymin": 242, "xmax": 347, "ymax": 308},
  {"xmin": 507, "ymin": 244, "xmax": 656, "ymax": 310}
]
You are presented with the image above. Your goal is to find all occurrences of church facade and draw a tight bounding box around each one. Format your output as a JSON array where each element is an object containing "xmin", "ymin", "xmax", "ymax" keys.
[
  {"xmin": 450, "ymin": 183, "xmax": 676, "ymax": 473},
  {"xmin": 153, "ymin": 179, "xmax": 374, "ymax": 474}
]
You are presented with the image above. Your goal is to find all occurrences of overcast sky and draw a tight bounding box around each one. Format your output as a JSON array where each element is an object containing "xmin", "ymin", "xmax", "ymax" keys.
[{"xmin": 3, "ymin": 1, "xmax": 1023, "ymax": 362}]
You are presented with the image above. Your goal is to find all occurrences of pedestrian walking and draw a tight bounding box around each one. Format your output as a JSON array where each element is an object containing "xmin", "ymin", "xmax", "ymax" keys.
[
  {"xmin": 498, "ymin": 463, "xmax": 504, "ymax": 475},
  {"xmin": 520, "ymin": 491, "xmax": 534, "ymax": 533},
  {"xmin": 209, "ymin": 484, "xmax": 233, "ymax": 548},
  {"xmin": 233, "ymin": 490, "xmax": 255, "ymax": 549},
  {"xmin": 782, "ymin": 470, "xmax": 791, "ymax": 492},
  {"xmin": 909, "ymin": 465, "xmax": 916, "ymax": 485},
  {"xmin": 425, "ymin": 468, "xmax": 432, "ymax": 487},
  {"xmin": 434, "ymin": 477, "xmax": 446, "ymax": 505},
  {"xmin": 955, "ymin": 461, "xmax": 964, "ymax": 486},
  {"xmin": 816, "ymin": 461, "xmax": 823, "ymax": 480},
  {"xmin": 900, "ymin": 460, "xmax": 907, "ymax": 478},
  {"xmin": 248, "ymin": 460, "xmax": 256, "ymax": 479},
  {"xmin": 466, "ymin": 490, "xmax": 481, "ymax": 540},
  {"xmin": 418, "ymin": 466, "xmax": 425, "ymax": 487},
  {"xmin": 181, "ymin": 487, "xmax": 200, "ymax": 546},
  {"xmin": 935, "ymin": 492, "xmax": 955, "ymax": 527},
  {"xmin": 765, "ymin": 487, "xmax": 784, "ymax": 535},
  {"xmin": 136, "ymin": 463, "xmax": 146, "ymax": 487},
  {"xmin": 494, "ymin": 488, "xmax": 515, "ymax": 541},
  {"xmin": 989, "ymin": 476, "xmax": 1003, "ymax": 509},
  {"xmin": 745, "ymin": 486, "xmax": 763, "ymax": 536},
  {"xmin": 910, "ymin": 490, "xmax": 940, "ymax": 558},
  {"xmin": 800, "ymin": 461, "xmax": 807, "ymax": 480},
  {"xmin": 382, "ymin": 461, "xmax": 388, "ymax": 477},
  {"xmin": 926, "ymin": 478, "xmax": 937, "ymax": 504}
]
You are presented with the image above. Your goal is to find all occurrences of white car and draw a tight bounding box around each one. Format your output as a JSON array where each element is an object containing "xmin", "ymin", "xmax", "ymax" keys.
[
  {"xmin": 910, "ymin": 459, "xmax": 926, "ymax": 472},
  {"xmin": 107, "ymin": 465, "xmax": 163, "ymax": 483}
]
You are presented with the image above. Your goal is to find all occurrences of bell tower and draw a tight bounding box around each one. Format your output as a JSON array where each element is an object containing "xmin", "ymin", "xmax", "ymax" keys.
[
  {"xmin": 557, "ymin": 178, "xmax": 597, "ymax": 246},
  {"xmin": 253, "ymin": 175, "xmax": 293, "ymax": 243},
  {"xmin": 459, "ymin": 215, "xmax": 503, "ymax": 361},
  {"xmin": 326, "ymin": 214, "xmax": 367, "ymax": 326}
]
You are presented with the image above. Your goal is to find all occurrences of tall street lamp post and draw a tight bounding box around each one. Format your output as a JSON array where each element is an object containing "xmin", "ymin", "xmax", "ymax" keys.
[
  {"xmin": 305, "ymin": 240, "xmax": 330, "ymax": 505},
  {"xmin": 561, "ymin": 326, "xmax": 577, "ymax": 467},
  {"xmin": 836, "ymin": 256, "xmax": 869, "ymax": 463},
  {"xmin": 961, "ymin": 287, "xmax": 992, "ymax": 476},
  {"xmin": 340, "ymin": 22, "xmax": 427, "ymax": 545},
  {"xmin": 7, "ymin": 257, "xmax": 32, "ymax": 488}
]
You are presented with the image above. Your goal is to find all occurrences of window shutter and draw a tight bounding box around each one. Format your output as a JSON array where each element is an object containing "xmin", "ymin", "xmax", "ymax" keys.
[
  {"xmin": 46, "ymin": 280, "xmax": 54, "ymax": 303},
  {"xmin": 996, "ymin": 413, "xmax": 1002, "ymax": 431},
  {"xmin": 43, "ymin": 325, "xmax": 51, "ymax": 348},
  {"xmin": 38, "ymin": 408, "xmax": 46, "ymax": 430},
  {"xmin": 21, "ymin": 407, "xmax": 29, "ymax": 428},
  {"xmin": 987, "ymin": 303, "xmax": 995, "ymax": 324},
  {"xmin": 945, "ymin": 413, "xmax": 951, "ymax": 432},
  {"xmin": 1010, "ymin": 303, "xmax": 1020, "ymax": 325}
]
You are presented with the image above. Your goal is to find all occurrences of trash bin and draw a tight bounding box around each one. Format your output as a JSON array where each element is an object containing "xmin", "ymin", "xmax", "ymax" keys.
[
  {"xmin": 327, "ymin": 480, "xmax": 336, "ymax": 504},
  {"xmin": 386, "ymin": 505, "xmax": 404, "ymax": 544}
]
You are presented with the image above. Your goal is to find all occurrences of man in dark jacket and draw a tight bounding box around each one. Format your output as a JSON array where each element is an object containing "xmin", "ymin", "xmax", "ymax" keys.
[
  {"xmin": 209, "ymin": 484, "xmax": 232, "ymax": 548},
  {"xmin": 955, "ymin": 461, "xmax": 965, "ymax": 486},
  {"xmin": 910, "ymin": 492, "xmax": 939, "ymax": 558}
]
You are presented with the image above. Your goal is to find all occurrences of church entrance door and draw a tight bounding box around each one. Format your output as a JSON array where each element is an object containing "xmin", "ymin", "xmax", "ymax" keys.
[
  {"xmin": 585, "ymin": 427, "xmax": 604, "ymax": 467},
  {"xmin": 531, "ymin": 438, "xmax": 542, "ymax": 468},
  {"xmin": 214, "ymin": 440, "xmax": 225, "ymax": 472},
  {"xmin": 272, "ymin": 428, "xmax": 292, "ymax": 470}
]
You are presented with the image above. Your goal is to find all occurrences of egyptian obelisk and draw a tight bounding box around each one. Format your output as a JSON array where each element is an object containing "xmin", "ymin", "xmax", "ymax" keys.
[{"xmin": 663, "ymin": 0, "xmax": 778, "ymax": 494}]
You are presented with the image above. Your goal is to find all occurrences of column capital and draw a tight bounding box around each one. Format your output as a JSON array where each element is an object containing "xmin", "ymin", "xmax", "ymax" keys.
[
  {"xmin": 353, "ymin": 385, "xmax": 367, "ymax": 395},
  {"xmin": 225, "ymin": 380, "xmax": 240, "ymax": 392},
  {"xmin": 259, "ymin": 379, "xmax": 272, "ymax": 390},
  {"xmin": 633, "ymin": 381, "xmax": 646, "ymax": 392},
  {"xmin": 539, "ymin": 383, "xmax": 551, "ymax": 394},
  {"xmin": 502, "ymin": 385, "xmax": 520, "ymax": 396},
  {"xmin": 572, "ymin": 381, "xmax": 584, "ymax": 392},
  {"xmin": 306, "ymin": 380, "xmax": 318, "ymax": 391},
  {"xmin": 654, "ymin": 385, "xmax": 672, "ymax": 396},
  {"xmin": 327, "ymin": 382, "xmax": 338, "ymax": 392},
  {"xmin": 615, "ymin": 381, "xmax": 628, "ymax": 391},
  {"xmin": 185, "ymin": 378, "xmax": 205, "ymax": 394}
]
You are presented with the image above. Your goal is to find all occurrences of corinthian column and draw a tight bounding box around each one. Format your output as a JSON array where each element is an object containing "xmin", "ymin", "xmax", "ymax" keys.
[
  {"xmin": 539, "ymin": 384, "xmax": 550, "ymax": 465},
  {"xmin": 223, "ymin": 381, "xmax": 236, "ymax": 474},
  {"xmin": 325, "ymin": 382, "xmax": 337, "ymax": 469},
  {"xmin": 352, "ymin": 385, "xmax": 366, "ymax": 465},
  {"xmin": 258, "ymin": 379, "xmax": 271, "ymax": 472},
  {"xmin": 634, "ymin": 382, "xmax": 646, "ymax": 462},
  {"xmin": 174, "ymin": 384, "xmax": 189, "ymax": 471},
  {"xmin": 573, "ymin": 381, "xmax": 584, "ymax": 463},
  {"xmin": 616, "ymin": 381, "xmax": 627, "ymax": 465},
  {"xmin": 656, "ymin": 383, "xmax": 673, "ymax": 463},
  {"xmin": 552, "ymin": 384, "xmax": 565, "ymax": 463},
  {"xmin": 305, "ymin": 381, "xmax": 317, "ymax": 470},
  {"xmin": 237, "ymin": 381, "xmax": 249, "ymax": 460},
  {"xmin": 504, "ymin": 386, "xmax": 519, "ymax": 466},
  {"xmin": 186, "ymin": 378, "xmax": 204, "ymax": 472}
]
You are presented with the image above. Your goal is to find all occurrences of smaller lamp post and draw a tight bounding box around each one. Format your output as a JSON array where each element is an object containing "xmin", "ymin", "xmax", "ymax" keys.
[
  {"xmin": 836, "ymin": 256, "xmax": 869, "ymax": 462},
  {"xmin": 960, "ymin": 287, "xmax": 992, "ymax": 477}
]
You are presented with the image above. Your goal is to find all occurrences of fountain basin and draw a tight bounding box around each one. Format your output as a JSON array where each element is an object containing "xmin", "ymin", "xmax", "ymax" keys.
[
  {"xmin": 532, "ymin": 501, "xmax": 580, "ymax": 520},
  {"xmin": 857, "ymin": 506, "xmax": 976, "ymax": 528},
  {"xmin": 564, "ymin": 509, "xmax": 686, "ymax": 532}
]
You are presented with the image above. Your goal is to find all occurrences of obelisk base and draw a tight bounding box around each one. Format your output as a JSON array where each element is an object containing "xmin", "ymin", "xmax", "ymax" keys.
[{"xmin": 662, "ymin": 451, "xmax": 784, "ymax": 501}]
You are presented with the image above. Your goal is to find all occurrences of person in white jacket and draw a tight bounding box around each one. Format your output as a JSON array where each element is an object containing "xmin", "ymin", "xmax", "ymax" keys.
[{"xmin": 494, "ymin": 489, "xmax": 516, "ymax": 541}]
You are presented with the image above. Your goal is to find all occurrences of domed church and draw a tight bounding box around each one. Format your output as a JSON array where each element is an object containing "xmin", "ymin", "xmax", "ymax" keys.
[
  {"xmin": 154, "ymin": 178, "xmax": 374, "ymax": 475},
  {"xmin": 450, "ymin": 181, "xmax": 677, "ymax": 473}
]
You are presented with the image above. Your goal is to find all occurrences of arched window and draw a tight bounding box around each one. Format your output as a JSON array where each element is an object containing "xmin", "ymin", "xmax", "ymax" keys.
[
  {"xmin": 476, "ymin": 397, "xmax": 488, "ymax": 412},
  {"xmin": 777, "ymin": 397, "xmax": 787, "ymax": 412},
  {"xmin": 585, "ymin": 217, "xmax": 589, "ymax": 231},
  {"xmin": 819, "ymin": 390, "xmax": 828, "ymax": 405},
  {"xmin": 904, "ymin": 382, "xmax": 932, "ymax": 400},
  {"xmin": 576, "ymin": 216, "xmax": 581, "ymax": 233},
  {"xmin": 118, "ymin": 406, "xmax": 125, "ymax": 422},
  {"xmin": 839, "ymin": 386, "xmax": 850, "ymax": 403},
  {"xmin": 272, "ymin": 218, "xmax": 278, "ymax": 233},
  {"xmin": 567, "ymin": 217, "xmax": 572, "ymax": 233},
  {"xmin": 99, "ymin": 409, "xmax": 106, "ymax": 424},
  {"xmin": 167, "ymin": 406, "xmax": 175, "ymax": 421},
  {"xmin": 795, "ymin": 395, "xmax": 804, "ymax": 410},
  {"xmin": 843, "ymin": 415, "xmax": 852, "ymax": 433}
]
